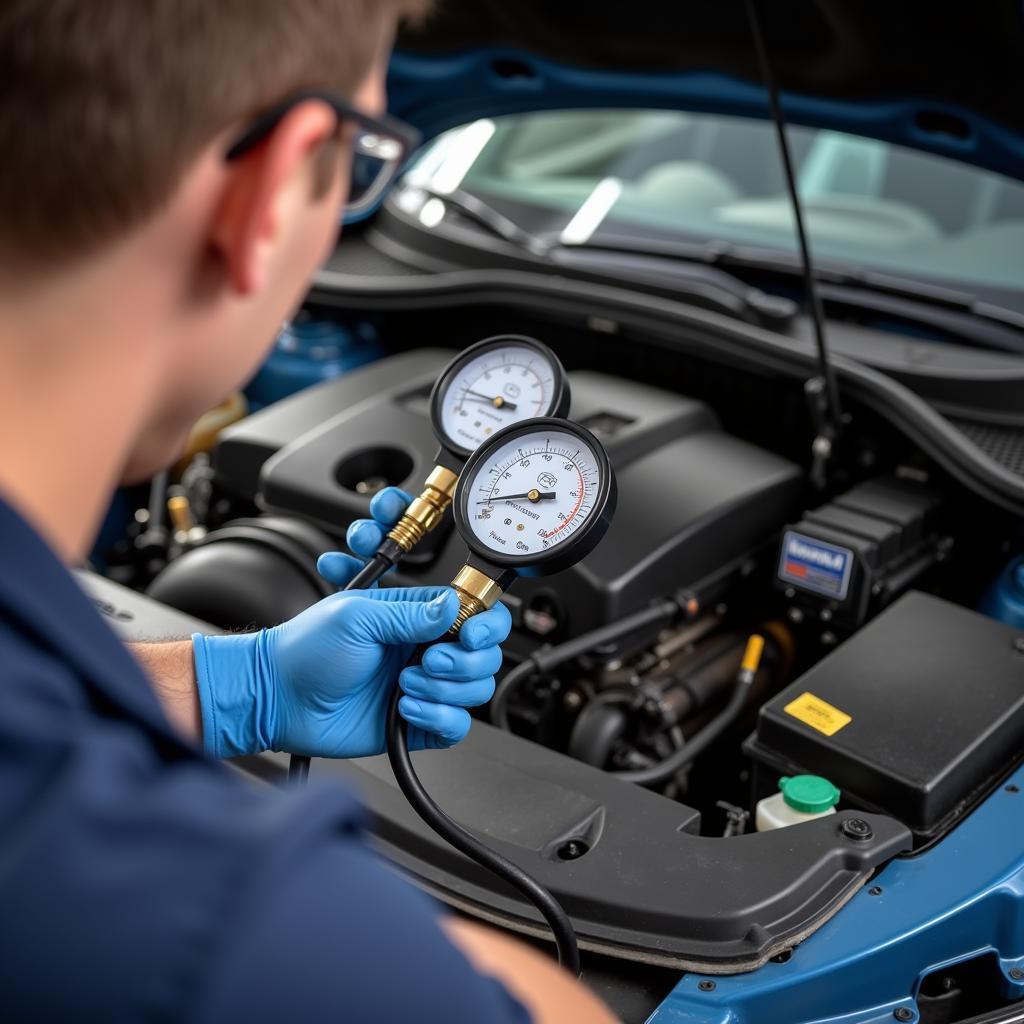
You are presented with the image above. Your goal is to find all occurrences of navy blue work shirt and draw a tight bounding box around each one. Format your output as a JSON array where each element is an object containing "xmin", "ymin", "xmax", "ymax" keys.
[{"xmin": 0, "ymin": 497, "xmax": 530, "ymax": 1023}]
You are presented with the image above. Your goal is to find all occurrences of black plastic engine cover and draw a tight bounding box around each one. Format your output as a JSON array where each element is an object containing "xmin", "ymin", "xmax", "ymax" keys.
[{"xmin": 214, "ymin": 350, "xmax": 803, "ymax": 637}]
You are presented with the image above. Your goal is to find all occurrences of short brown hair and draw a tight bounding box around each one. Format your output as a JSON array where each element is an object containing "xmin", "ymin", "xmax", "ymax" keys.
[{"xmin": 0, "ymin": 0, "xmax": 430, "ymax": 271}]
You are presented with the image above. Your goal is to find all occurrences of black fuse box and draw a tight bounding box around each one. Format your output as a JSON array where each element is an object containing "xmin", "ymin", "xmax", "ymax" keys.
[
  {"xmin": 745, "ymin": 591, "xmax": 1024, "ymax": 842},
  {"xmin": 776, "ymin": 475, "xmax": 943, "ymax": 631}
]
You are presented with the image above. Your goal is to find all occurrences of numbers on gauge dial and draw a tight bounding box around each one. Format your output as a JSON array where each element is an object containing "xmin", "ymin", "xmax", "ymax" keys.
[
  {"xmin": 469, "ymin": 430, "xmax": 601, "ymax": 556},
  {"xmin": 439, "ymin": 345, "xmax": 556, "ymax": 452}
]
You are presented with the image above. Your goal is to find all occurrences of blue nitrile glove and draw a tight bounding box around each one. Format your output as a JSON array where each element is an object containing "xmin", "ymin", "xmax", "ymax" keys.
[{"xmin": 193, "ymin": 486, "xmax": 512, "ymax": 759}]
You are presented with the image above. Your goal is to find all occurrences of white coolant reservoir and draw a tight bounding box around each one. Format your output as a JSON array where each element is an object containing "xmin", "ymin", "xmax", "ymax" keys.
[{"xmin": 756, "ymin": 775, "xmax": 840, "ymax": 831}]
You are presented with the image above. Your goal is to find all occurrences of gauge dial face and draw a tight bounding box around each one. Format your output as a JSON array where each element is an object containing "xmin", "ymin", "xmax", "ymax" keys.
[
  {"xmin": 466, "ymin": 428, "xmax": 604, "ymax": 558},
  {"xmin": 437, "ymin": 343, "xmax": 560, "ymax": 454}
]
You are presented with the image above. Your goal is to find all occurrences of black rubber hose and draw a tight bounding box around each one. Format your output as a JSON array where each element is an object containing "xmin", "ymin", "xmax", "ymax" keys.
[
  {"xmin": 385, "ymin": 682, "xmax": 582, "ymax": 976},
  {"xmin": 490, "ymin": 599, "xmax": 680, "ymax": 731},
  {"xmin": 567, "ymin": 699, "xmax": 630, "ymax": 768},
  {"xmin": 488, "ymin": 659, "xmax": 538, "ymax": 733},
  {"xmin": 612, "ymin": 666, "xmax": 756, "ymax": 787},
  {"xmin": 288, "ymin": 753, "xmax": 310, "ymax": 783},
  {"xmin": 345, "ymin": 552, "xmax": 395, "ymax": 592}
]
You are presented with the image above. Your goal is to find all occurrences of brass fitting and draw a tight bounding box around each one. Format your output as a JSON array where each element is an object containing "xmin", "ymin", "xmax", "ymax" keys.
[
  {"xmin": 387, "ymin": 465, "xmax": 459, "ymax": 552},
  {"xmin": 167, "ymin": 494, "xmax": 194, "ymax": 533},
  {"xmin": 448, "ymin": 565, "xmax": 505, "ymax": 636}
]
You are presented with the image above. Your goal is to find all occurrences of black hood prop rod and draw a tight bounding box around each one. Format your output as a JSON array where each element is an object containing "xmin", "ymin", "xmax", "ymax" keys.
[{"xmin": 746, "ymin": 0, "xmax": 844, "ymax": 487}]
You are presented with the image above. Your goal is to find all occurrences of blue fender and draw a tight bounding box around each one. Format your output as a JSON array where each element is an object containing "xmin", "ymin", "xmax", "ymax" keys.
[{"xmin": 647, "ymin": 764, "xmax": 1024, "ymax": 1024}]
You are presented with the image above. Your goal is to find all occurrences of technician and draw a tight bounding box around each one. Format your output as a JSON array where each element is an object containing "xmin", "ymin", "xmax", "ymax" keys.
[{"xmin": 0, "ymin": 2, "xmax": 613, "ymax": 1021}]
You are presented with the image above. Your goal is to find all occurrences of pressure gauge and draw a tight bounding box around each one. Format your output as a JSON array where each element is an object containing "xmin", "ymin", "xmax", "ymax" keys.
[
  {"xmin": 430, "ymin": 335, "xmax": 570, "ymax": 462},
  {"xmin": 453, "ymin": 417, "xmax": 616, "ymax": 579},
  {"xmin": 384, "ymin": 417, "xmax": 616, "ymax": 972}
]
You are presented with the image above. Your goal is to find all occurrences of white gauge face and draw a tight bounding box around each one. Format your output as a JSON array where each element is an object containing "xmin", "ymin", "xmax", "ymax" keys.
[
  {"xmin": 439, "ymin": 345, "xmax": 559, "ymax": 453},
  {"xmin": 468, "ymin": 429, "xmax": 603, "ymax": 557}
]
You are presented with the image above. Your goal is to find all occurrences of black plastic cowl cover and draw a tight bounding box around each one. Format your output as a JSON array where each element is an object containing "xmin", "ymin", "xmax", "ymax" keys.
[{"xmin": 322, "ymin": 722, "xmax": 909, "ymax": 971}]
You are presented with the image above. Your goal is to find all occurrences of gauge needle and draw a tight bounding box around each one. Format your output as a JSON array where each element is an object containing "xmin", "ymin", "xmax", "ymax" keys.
[
  {"xmin": 478, "ymin": 490, "xmax": 556, "ymax": 504},
  {"xmin": 462, "ymin": 389, "xmax": 518, "ymax": 411}
]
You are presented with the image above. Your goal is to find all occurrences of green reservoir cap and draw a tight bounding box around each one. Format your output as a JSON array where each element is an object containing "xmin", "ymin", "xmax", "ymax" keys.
[{"xmin": 779, "ymin": 775, "xmax": 840, "ymax": 814}]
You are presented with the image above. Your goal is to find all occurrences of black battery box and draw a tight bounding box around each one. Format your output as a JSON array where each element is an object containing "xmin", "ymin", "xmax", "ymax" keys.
[{"xmin": 745, "ymin": 591, "xmax": 1024, "ymax": 842}]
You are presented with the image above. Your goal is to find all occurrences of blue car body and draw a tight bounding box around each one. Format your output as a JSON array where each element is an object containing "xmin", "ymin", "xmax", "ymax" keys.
[{"xmin": 649, "ymin": 764, "xmax": 1024, "ymax": 1024}]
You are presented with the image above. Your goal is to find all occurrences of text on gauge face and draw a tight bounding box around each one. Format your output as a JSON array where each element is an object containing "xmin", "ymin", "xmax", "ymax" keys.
[
  {"xmin": 438, "ymin": 344, "xmax": 558, "ymax": 453},
  {"xmin": 468, "ymin": 429, "xmax": 603, "ymax": 555}
]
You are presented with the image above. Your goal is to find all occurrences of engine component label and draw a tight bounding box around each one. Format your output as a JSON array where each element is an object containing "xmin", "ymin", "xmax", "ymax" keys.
[
  {"xmin": 784, "ymin": 691, "xmax": 852, "ymax": 737},
  {"xmin": 778, "ymin": 531, "xmax": 853, "ymax": 600}
]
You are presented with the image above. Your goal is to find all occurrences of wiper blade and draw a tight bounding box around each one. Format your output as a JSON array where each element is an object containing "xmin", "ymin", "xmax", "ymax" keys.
[
  {"xmin": 552, "ymin": 235, "xmax": 797, "ymax": 327},
  {"xmin": 693, "ymin": 242, "xmax": 1024, "ymax": 353},
  {"xmin": 586, "ymin": 233, "xmax": 1024, "ymax": 354},
  {"xmin": 830, "ymin": 267, "xmax": 1024, "ymax": 331},
  {"xmin": 823, "ymin": 279, "xmax": 1024, "ymax": 355},
  {"xmin": 395, "ymin": 185, "xmax": 552, "ymax": 258}
]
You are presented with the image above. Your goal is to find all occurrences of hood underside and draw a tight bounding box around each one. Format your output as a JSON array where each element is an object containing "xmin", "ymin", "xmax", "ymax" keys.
[{"xmin": 390, "ymin": 0, "xmax": 1024, "ymax": 181}]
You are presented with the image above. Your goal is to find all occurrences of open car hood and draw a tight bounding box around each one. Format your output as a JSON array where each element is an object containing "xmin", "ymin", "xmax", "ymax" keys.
[{"xmin": 389, "ymin": 0, "xmax": 1024, "ymax": 181}]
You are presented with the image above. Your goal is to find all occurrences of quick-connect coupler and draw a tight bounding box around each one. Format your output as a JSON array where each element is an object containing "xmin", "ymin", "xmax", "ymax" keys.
[
  {"xmin": 345, "ymin": 466, "xmax": 461, "ymax": 592},
  {"xmin": 387, "ymin": 465, "xmax": 459, "ymax": 552}
]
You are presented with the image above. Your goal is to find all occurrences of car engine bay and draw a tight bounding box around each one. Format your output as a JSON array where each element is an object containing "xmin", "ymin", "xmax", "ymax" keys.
[{"xmin": 87, "ymin": 296, "xmax": 1024, "ymax": 984}]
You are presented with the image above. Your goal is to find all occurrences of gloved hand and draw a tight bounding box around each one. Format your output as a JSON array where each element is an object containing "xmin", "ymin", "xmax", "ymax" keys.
[{"xmin": 193, "ymin": 487, "xmax": 512, "ymax": 759}]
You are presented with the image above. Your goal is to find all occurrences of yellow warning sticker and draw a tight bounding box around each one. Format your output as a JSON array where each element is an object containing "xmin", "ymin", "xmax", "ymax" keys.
[{"xmin": 784, "ymin": 691, "xmax": 852, "ymax": 737}]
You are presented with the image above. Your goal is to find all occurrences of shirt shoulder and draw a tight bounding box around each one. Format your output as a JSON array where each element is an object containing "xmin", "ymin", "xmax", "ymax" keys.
[
  {"xmin": 0, "ymin": 623, "xmax": 528, "ymax": 1023},
  {"xmin": 191, "ymin": 810, "xmax": 533, "ymax": 1024}
]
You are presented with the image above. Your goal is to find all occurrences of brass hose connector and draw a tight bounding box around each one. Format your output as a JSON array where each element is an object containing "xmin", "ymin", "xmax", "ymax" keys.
[
  {"xmin": 448, "ymin": 565, "xmax": 505, "ymax": 636},
  {"xmin": 387, "ymin": 465, "xmax": 459, "ymax": 552},
  {"xmin": 167, "ymin": 494, "xmax": 194, "ymax": 534}
]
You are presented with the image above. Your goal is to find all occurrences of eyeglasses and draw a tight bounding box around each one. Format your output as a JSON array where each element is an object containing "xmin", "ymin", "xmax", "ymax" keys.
[{"xmin": 226, "ymin": 90, "xmax": 422, "ymax": 220}]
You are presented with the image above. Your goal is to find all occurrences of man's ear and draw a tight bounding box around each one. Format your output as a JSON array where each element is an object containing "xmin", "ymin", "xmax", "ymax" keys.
[{"xmin": 211, "ymin": 101, "xmax": 339, "ymax": 295}]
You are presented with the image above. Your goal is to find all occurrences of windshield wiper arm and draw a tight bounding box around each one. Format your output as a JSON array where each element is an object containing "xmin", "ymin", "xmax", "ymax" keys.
[
  {"xmin": 401, "ymin": 185, "xmax": 552, "ymax": 258},
  {"xmin": 684, "ymin": 241, "xmax": 1024, "ymax": 333},
  {"xmin": 708, "ymin": 247, "xmax": 1024, "ymax": 355},
  {"xmin": 826, "ymin": 267, "xmax": 1024, "ymax": 331},
  {"xmin": 584, "ymin": 233, "xmax": 1024, "ymax": 354},
  {"xmin": 552, "ymin": 234, "xmax": 797, "ymax": 327}
]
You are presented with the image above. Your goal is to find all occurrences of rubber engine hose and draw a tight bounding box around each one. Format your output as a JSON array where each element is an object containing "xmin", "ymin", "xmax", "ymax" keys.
[
  {"xmin": 613, "ymin": 634, "xmax": 765, "ymax": 786},
  {"xmin": 490, "ymin": 598, "xmax": 681, "ymax": 731}
]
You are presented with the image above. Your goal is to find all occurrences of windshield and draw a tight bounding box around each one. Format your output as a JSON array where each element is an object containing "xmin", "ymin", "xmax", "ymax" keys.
[{"xmin": 401, "ymin": 109, "xmax": 1024, "ymax": 308}]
